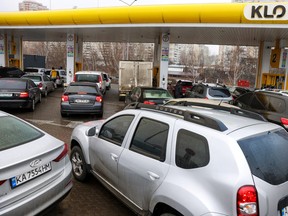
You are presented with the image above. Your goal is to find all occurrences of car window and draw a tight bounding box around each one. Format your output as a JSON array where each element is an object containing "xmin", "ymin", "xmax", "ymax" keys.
[
  {"xmin": 75, "ymin": 74, "xmax": 100, "ymax": 82},
  {"xmin": 208, "ymin": 87, "xmax": 231, "ymax": 97},
  {"xmin": 24, "ymin": 76, "xmax": 41, "ymax": 82},
  {"xmin": 176, "ymin": 129, "xmax": 209, "ymax": 169},
  {"xmin": 143, "ymin": 89, "xmax": 172, "ymax": 99},
  {"xmin": 130, "ymin": 118, "xmax": 168, "ymax": 162},
  {"xmin": 66, "ymin": 85, "xmax": 99, "ymax": 94},
  {"xmin": 99, "ymin": 115, "xmax": 134, "ymax": 146},
  {"xmin": 28, "ymin": 80, "xmax": 37, "ymax": 88},
  {"xmin": 43, "ymin": 75, "xmax": 50, "ymax": 81},
  {"xmin": 0, "ymin": 79, "xmax": 26, "ymax": 89},
  {"xmin": 235, "ymin": 92, "xmax": 253, "ymax": 108},
  {"xmin": 0, "ymin": 116, "xmax": 43, "ymax": 150},
  {"xmin": 24, "ymin": 68, "xmax": 39, "ymax": 73},
  {"xmin": 250, "ymin": 93, "xmax": 267, "ymax": 110},
  {"xmin": 238, "ymin": 129, "xmax": 288, "ymax": 185},
  {"xmin": 268, "ymin": 96, "xmax": 285, "ymax": 113},
  {"xmin": 194, "ymin": 85, "xmax": 204, "ymax": 95}
]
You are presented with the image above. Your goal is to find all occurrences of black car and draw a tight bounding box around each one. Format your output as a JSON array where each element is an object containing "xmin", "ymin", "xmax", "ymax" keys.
[
  {"xmin": 0, "ymin": 78, "xmax": 41, "ymax": 111},
  {"xmin": 60, "ymin": 82, "xmax": 103, "ymax": 117},
  {"xmin": 228, "ymin": 86, "xmax": 253, "ymax": 100},
  {"xmin": 230, "ymin": 90, "xmax": 288, "ymax": 131},
  {"xmin": 125, "ymin": 86, "xmax": 173, "ymax": 105},
  {"xmin": 0, "ymin": 67, "xmax": 25, "ymax": 78}
]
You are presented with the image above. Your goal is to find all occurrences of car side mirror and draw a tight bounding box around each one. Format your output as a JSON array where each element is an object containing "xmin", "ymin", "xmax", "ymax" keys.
[{"xmin": 86, "ymin": 127, "xmax": 96, "ymax": 136}]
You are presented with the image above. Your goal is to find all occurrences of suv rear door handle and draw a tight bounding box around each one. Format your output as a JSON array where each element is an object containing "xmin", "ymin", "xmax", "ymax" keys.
[
  {"xmin": 110, "ymin": 153, "xmax": 118, "ymax": 162},
  {"xmin": 147, "ymin": 171, "xmax": 160, "ymax": 181}
]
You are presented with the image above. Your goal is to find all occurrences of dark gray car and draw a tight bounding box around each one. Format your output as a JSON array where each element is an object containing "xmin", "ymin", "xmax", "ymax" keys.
[{"xmin": 60, "ymin": 82, "xmax": 103, "ymax": 117}]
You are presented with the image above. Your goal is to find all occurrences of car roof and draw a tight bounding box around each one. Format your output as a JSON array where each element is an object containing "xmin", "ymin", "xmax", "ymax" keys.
[
  {"xmin": 125, "ymin": 103, "xmax": 273, "ymax": 135},
  {"xmin": 75, "ymin": 71, "xmax": 104, "ymax": 74},
  {"xmin": 23, "ymin": 73, "xmax": 42, "ymax": 76},
  {"xmin": 0, "ymin": 77, "xmax": 27, "ymax": 82}
]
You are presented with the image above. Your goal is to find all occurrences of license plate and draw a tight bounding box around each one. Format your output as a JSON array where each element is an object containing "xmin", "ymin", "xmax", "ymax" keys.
[
  {"xmin": 10, "ymin": 163, "xmax": 52, "ymax": 188},
  {"xmin": 282, "ymin": 206, "xmax": 288, "ymax": 216},
  {"xmin": 75, "ymin": 99, "xmax": 89, "ymax": 103},
  {"xmin": 0, "ymin": 93, "xmax": 12, "ymax": 97}
]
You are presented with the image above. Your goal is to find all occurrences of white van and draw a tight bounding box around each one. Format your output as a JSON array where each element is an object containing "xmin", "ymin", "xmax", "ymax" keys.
[
  {"xmin": 24, "ymin": 67, "xmax": 46, "ymax": 75},
  {"xmin": 74, "ymin": 71, "xmax": 106, "ymax": 95}
]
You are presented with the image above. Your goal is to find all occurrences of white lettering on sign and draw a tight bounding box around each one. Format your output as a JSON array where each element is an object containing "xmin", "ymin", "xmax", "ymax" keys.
[{"xmin": 244, "ymin": 4, "xmax": 288, "ymax": 20}]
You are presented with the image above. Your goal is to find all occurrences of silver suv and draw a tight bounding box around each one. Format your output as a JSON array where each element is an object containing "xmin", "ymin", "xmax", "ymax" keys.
[{"xmin": 70, "ymin": 102, "xmax": 288, "ymax": 216}]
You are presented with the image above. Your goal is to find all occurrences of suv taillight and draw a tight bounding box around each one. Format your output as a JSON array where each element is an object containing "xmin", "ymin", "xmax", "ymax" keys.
[
  {"xmin": 38, "ymin": 82, "xmax": 43, "ymax": 88},
  {"xmin": 281, "ymin": 117, "xmax": 288, "ymax": 128},
  {"xmin": 61, "ymin": 95, "xmax": 69, "ymax": 102},
  {"xmin": 237, "ymin": 185, "xmax": 258, "ymax": 216}
]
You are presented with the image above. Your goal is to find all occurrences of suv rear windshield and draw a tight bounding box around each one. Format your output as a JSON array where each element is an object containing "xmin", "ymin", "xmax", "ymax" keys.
[
  {"xmin": 208, "ymin": 87, "xmax": 231, "ymax": 97},
  {"xmin": 0, "ymin": 116, "xmax": 43, "ymax": 150},
  {"xmin": 75, "ymin": 74, "xmax": 100, "ymax": 83},
  {"xmin": 238, "ymin": 129, "xmax": 288, "ymax": 185}
]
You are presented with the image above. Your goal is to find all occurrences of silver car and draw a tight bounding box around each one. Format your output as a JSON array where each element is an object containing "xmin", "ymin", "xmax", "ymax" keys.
[
  {"xmin": 22, "ymin": 73, "xmax": 55, "ymax": 97},
  {"xmin": 70, "ymin": 102, "xmax": 288, "ymax": 216},
  {"xmin": 0, "ymin": 110, "xmax": 73, "ymax": 215}
]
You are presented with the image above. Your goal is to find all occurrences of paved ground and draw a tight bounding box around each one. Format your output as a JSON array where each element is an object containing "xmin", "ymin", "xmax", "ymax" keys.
[{"xmin": 7, "ymin": 84, "xmax": 135, "ymax": 216}]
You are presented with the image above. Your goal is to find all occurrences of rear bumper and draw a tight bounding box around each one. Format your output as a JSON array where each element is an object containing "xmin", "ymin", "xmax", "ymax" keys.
[
  {"xmin": 0, "ymin": 100, "xmax": 31, "ymax": 109},
  {"xmin": 61, "ymin": 103, "xmax": 103, "ymax": 115},
  {"xmin": 0, "ymin": 159, "xmax": 73, "ymax": 216}
]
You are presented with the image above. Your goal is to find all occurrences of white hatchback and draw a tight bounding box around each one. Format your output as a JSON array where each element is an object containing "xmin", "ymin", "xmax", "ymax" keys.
[{"xmin": 74, "ymin": 71, "xmax": 106, "ymax": 95}]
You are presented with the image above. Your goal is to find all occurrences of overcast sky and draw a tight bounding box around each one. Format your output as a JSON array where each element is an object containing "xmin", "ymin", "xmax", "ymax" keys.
[{"xmin": 2, "ymin": 0, "xmax": 232, "ymax": 12}]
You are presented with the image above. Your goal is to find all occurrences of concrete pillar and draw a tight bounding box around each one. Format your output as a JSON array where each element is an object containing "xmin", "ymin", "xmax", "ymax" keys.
[
  {"xmin": 256, "ymin": 41, "xmax": 273, "ymax": 88},
  {"xmin": 0, "ymin": 34, "xmax": 6, "ymax": 67},
  {"xmin": 159, "ymin": 33, "xmax": 170, "ymax": 89},
  {"xmin": 75, "ymin": 36, "xmax": 83, "ymax": 72},
  {"xmin": 66, "ymin": 33, "xmax": 75, "ymax": 85}
]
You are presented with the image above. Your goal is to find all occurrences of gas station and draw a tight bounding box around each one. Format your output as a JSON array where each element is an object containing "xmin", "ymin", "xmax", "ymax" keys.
[{"xmin": 0, "ymin": 2, "xmax": 288, "ymax": 89}]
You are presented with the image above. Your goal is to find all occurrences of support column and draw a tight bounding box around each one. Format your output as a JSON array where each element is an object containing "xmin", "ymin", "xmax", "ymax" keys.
[
  {"xmin": 256, "ymin": 41, "xmax": 273, "ymax": 89},
  {"xmin": 66, "ymin": 33, "xmax": 75, "ymax": 85},
  {"xmin": 75, "ymin": 36, "xmax": 83, "ymax": 72},
  {"xmin": 7, "ymin": 35, "xmax": 22, "ymax": 68},
  {"xmin": 159, "ymin": 33, "xmax": 170, "ymax": 89},
  {"xmin": 0, "ymin": 34, "xmax": 6, "ymax": 67}
]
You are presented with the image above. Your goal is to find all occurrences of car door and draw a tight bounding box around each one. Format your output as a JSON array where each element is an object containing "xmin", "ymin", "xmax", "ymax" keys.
[
  {"xmin": 117, "ymin": 113, "xmax": 173, "ymax": 210},
  {"xmin": 28, "ymin": 80, "xmax": 40, "ymax": 102},
  {"xmin": 89, "ymin": 114, "xmax": 135, "ymax": 188},
  {"xmin": 43, "ymin": 75, "xmax": 53, "ymax": 91}
]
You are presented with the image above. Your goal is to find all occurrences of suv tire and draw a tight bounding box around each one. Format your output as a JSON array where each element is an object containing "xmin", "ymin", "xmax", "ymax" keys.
[{"xmin": 70, "ymin": 146, "xmax": 89, "ymax": 182}]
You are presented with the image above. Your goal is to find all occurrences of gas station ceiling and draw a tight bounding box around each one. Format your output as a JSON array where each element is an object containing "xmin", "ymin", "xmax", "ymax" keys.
[{"xmin": 1, "ymin": 3, "xmax": 288, "ymax": 46}]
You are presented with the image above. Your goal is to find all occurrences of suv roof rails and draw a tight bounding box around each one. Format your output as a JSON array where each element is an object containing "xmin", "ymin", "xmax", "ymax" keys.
[
  {"xmin": 125, "ymin": 102, "xmax": 267, "ymax": 132},
  {"xmin": 169, "ymin": 101, "xmax": 266, "ymax": 122},
  {"xmin": 125, "ymin": 102, "xmax": 229, "ymax": 131}
]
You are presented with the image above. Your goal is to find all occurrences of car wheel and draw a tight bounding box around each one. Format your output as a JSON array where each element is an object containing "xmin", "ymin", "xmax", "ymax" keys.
[
  {"xmin": 29, "ymin": 99, "xmax": 35, "ymax": 112},
  {"xmin": 70, "ymin": 146, "xmax": 89, "ymax": 182}
]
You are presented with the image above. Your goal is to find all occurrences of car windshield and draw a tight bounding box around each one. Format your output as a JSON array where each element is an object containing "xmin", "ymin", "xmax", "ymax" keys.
[
  {"xmin": 0, "ymin": 80, "xmax": 26, "ymax": 89},
  {"xmin": 66, "ymin": 85, "xmax": 98, "ymax": 94},
  {"xmin": 143, "ymin": 89, "xmax": 173, "ymax": 99},
  {"xmin": 59, "ymin": 71, "xmax": 66, "ymax": 76},
  {"xmin": 238, "ymin": 129, "xmax": 288, "ymax": 185},
  {"xmin": 182, "ymin": 82, "xmax": 193, "ymax": 87},
  {"xmin": 208, "ymin": 87, "xmax": 231, "ymax": 97},
  {"xmin": 0, "ymin": 116, "xmax": 43, "ymax": 150},
  {"xmin": 23, "ymin": 76, "xmax": 41, "ymax": 82},
  {"xmin": 76, "ymin": 74, "xmax": 99, "ymax": 83}
]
